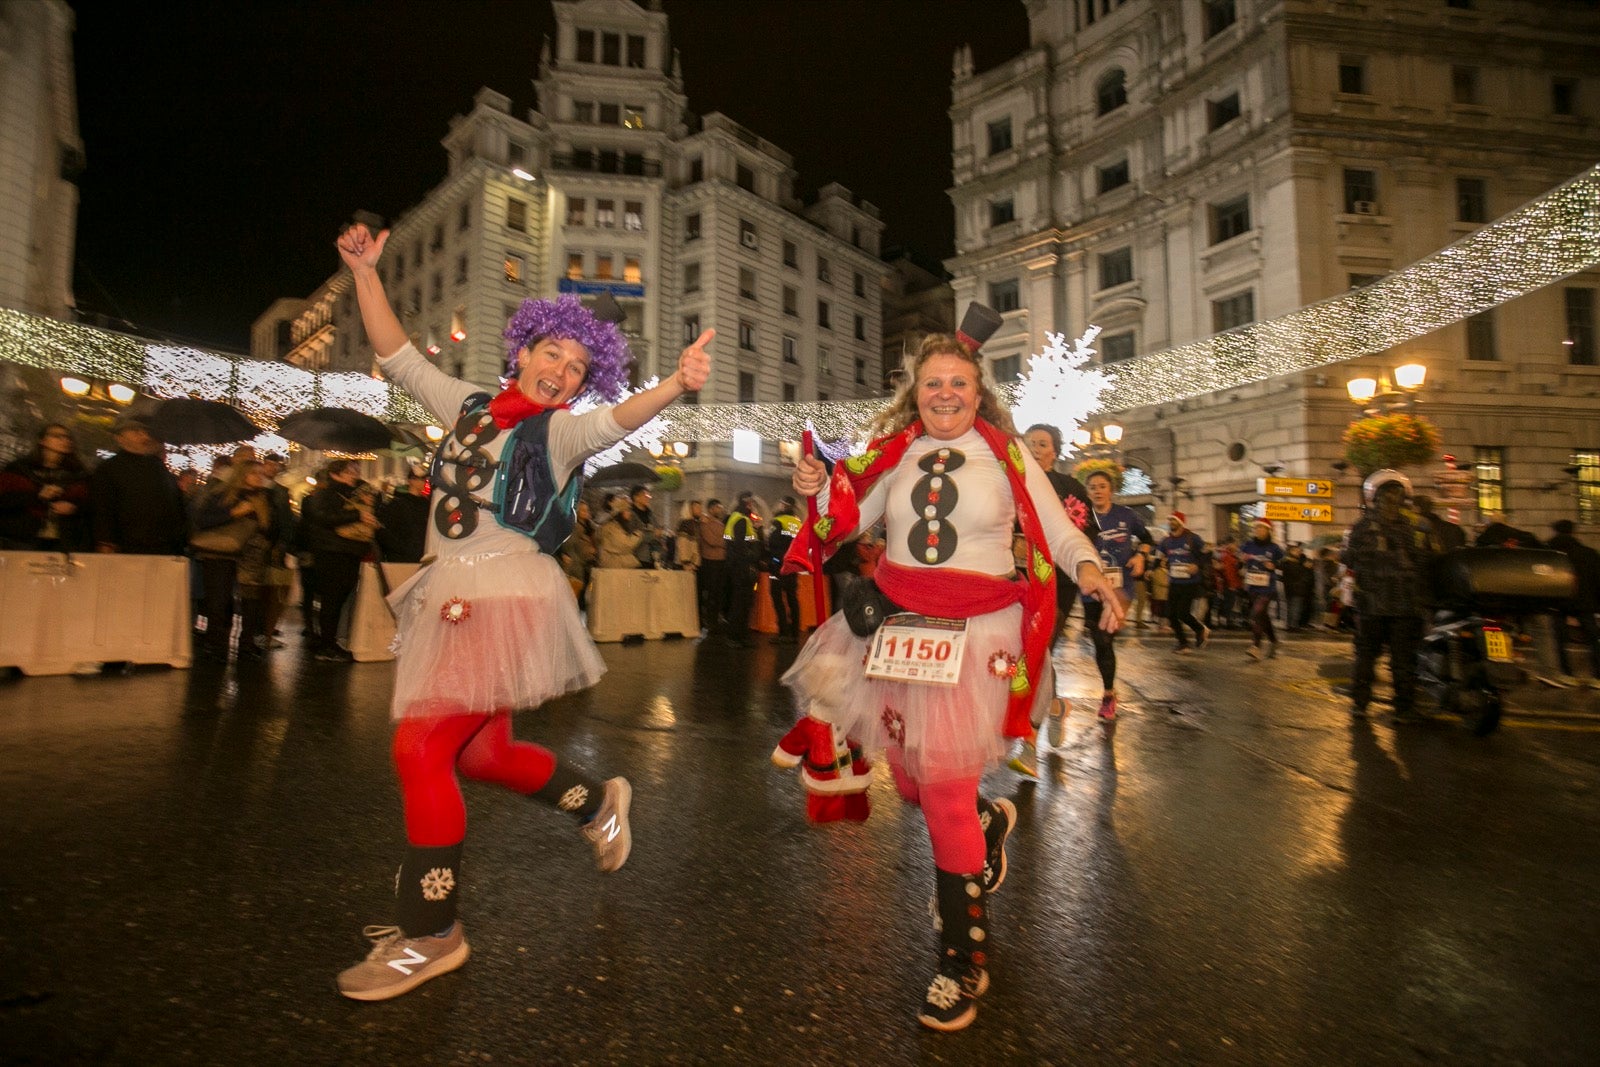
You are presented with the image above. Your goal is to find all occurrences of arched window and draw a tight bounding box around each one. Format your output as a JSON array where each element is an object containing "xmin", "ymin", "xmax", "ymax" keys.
[{"xmin": 1096, "ymin": 69, "xmax": 1128, "ymax": 116}]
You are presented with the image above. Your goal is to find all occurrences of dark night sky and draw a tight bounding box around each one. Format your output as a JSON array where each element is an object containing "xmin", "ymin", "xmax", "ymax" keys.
[{"xmin": 68, "ymin": 0, "xmax": 1030, "ymax": 353}]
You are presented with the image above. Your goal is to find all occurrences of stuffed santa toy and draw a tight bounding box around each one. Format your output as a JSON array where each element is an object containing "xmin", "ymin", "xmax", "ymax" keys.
[{"xmin": 771, "ymin": 714, "xmax": 871, "ymax": 823}]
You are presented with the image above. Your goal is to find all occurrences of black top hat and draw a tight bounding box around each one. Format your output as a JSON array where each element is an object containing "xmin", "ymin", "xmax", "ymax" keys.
[
  {"xmin": 956, "ymin": 303, "xmax": 1003, "ymax": 354},
  {"xmin": 589, "ymin": 291, "xmax": 626, "ymax": 325}
]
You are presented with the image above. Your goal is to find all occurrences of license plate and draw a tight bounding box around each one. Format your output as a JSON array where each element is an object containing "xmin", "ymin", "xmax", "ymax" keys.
[
  {"xmin": 865, "ymin": 614, "xmax": 968, "ymax": 686},
  {"xmin": 1483, "ymin": 630, "xmax": 1513, "ymax": 662}
]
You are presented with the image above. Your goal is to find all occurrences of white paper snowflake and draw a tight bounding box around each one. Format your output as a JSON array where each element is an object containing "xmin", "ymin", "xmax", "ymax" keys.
[
  {"xmin": 558, "ymin": 785, "xmax": 590, "ymax": 812},
  {"xmin": 419, "ymin": 866, "xmax": 455, "ymax": 902}
]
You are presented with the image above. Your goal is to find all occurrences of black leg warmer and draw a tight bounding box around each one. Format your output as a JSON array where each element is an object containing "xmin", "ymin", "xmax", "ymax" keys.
[{"xmin": 396, "ymin": 843, "xmax": 464, "ymax": 938}]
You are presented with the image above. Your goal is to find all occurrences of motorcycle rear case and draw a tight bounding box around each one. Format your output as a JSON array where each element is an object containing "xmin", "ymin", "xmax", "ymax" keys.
[{"xmin": 1433, "ymin": 548, "xmax": 1575, "ymax": 613}]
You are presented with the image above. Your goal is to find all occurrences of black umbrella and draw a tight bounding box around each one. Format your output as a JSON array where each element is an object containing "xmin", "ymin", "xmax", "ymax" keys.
[
  {"xmin": 586, "ymin": 461, "xmax": 660, "ymax": 488},
  {"xmin": 145, "ymin": 397, "xmax": 260, "ymax": 445},
  {"xmin": 279, "ymin": 407, "xmax": 392, "ymax": 452}
]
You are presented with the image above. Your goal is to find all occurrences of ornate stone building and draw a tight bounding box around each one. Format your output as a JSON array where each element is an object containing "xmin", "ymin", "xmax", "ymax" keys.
[
  {"xmin": 948, "ymin": 0, "xmax": 1600, "ymax": 540},
  {"xmin": 261, "ymin": 0, "xmax": 887, "ymax": 503}
]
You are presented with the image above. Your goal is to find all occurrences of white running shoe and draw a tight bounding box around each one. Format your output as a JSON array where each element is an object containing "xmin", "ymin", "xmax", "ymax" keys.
[{"xmin": 582, "ymin": 777, "xmax": 633, "ymax": 872}]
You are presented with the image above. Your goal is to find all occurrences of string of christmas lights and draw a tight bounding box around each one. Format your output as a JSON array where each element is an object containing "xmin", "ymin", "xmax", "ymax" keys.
[{"xmin": 2, "ymin": 165, "xmax": 1595, "ymax": 446}]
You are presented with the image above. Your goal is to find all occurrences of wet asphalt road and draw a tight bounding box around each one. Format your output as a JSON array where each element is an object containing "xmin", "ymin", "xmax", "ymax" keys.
[{"xmin": 2, "ymin": 623, "xmax": 1599, "ymax": 1066}]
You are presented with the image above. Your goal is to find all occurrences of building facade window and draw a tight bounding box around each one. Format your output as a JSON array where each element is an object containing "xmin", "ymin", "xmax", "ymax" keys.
[
  {"xmin": 782, "ymin": 334, "xmax": 798, "ymax": 364},
  {"xmin": 626, "ymin": 34, "xmax": 644, "ymax": 67},
  {"xmin": 683, "ymin": 313, "xmax": 700, "ymax": 344},
  {"xmin": 1349, "ymin": 273, "xmax": 1383, "ymax": 289},
  {"xmin": 576, "ymin": 29, "xmax": 594, "ymax": 62},
  {"xmin": 595, "ymin": 254, "xmax": 613, "ymax": 280},
  {"xmin": 573, "ymin": 101, "xmax": 594, "ymax": 123},
  {"xmin": 599, "ymin": 103, "xmax": 620, "ymax": 126},
  {"xmin": 566, "ymin": 254, "xmax": 583, "ymax": 281},
  {"xmin": 739, "ymin": 267, "xmax": 757, "ymax": 301},
  {"xmin": 1338, "ymin": 54, "xmax": 1367, "ymax": 95},
  {"xmin": 817, "ymin": 256, "xmax": 831, "ymax": 284},
  {"xmin": 1466, "ymin": 310, "xmax": 1497, "ymax": 360},
  {"xmin": 507, "ymin": 198, "xmax": 527, "ymax": 232},
  {"xmin": 623, "ymin": 256, "xmax": 641, "ymax": 284},
  {"xmin": 987, "ymin": 116, "xmax": 1013, "ymax": 155},
  {"xmin": 596, "ymin": 199, "xmax": 616, "ymax": 228},
  {"xmin": 1574, "ymin": 450, "xmax": 1600, "ymax": 525},
  {"xmin": 1344, "ymin": 168, "xmax": 1378, "ymax": 214},
  {"xmin": 783, "ymin": 240, "xmax": 798, "ymax": 268},
  {"xmin": 1097, "ymin": 158, "xmax": 1130, "ymax": 194},
  {"xmin": 855, "ymin": 357, "xmax": 867, "ymax": 385},
  {"xmin": 431, "ymin": 271, "xmax": 443, "ymax": 301},
  {"xmin": 503, "ymin": 253, "xmax": 523, "ymax": 284},
  {"xmin": 1474, "ymin": 446, "xmax": 1505, "ymax": 513},
  {"xmin": 783, "ymin": 383, "xmax": 796, "ymax": 403},
  {"xmin": 989, "ymin": 198, "xmax": 1015, "ymax": 227},
  {"xmin": 739, "ymin": 320, "xmax": 756, "ymax": 350},
  {"xmin": 818, "ymin": 300, "xmax": 831, "ymax": 329},
  {"xmin": 854, "ymin": 314, "xmax": 866, "ymax": 341},
  {"xmin": 1212, "ymin": 290, "xmax": 1255, "ymax": 331},
  {"xmin": 1553, "ymin": 77, "xmax": 1577, "ymax": 116},
  {"xmin": 818, "ymin": 346, "xmax": 830, "ymax": 375},
  {"xmin": 458, "ymin": 201, "xmax": 471, "ymax": 232},
  {"xmin": 1565, "ymin": 287, "xmax": 1596, "ymax": 365},
  {"xmin": 1208, "ymin": 92, "xmax": 1241, "ymax": 131},
  {"xmin": 853, "ymin": 272, "xmax": 865, "ymax": 297},
  {"xmin": 1452, "ymin": 65, "xmax": 1480, "ymax": 105},
  {"xmin": 623, "ymin": 201, "xmax": 643, "ymax": 231},
  {"xmin": 1099, "ymin": 247, "xmax": 1133, "ymax": 289},
  {"xmin": 688, "ymin": 156, "xmax": 703, "ymax": 183},
  {"xmin": 685, "ymin": 212, "xmax": 701, "ymax": 241},
  {"xmin": 1457, "ymin": 178, "xmax": 1488, "ymax": 223},
  {"xmin": 736, "ymin": 163, "xmax": 755, "ymax": 192},
  {"xmin": 989, "ymin": 278, "xmax": 1021, "ymax": 312},
  {"xmin": 683, "ymin": 262, "xmax": 700, "ymax": 293},
  {"xmin": 456, "ymin": 254, "xmax": 469, "ymax": 285},
  {"xmin": 567, "ymin": 198, "xmax": 586, "ymax": 227},
  {"xmin": 1204, "ymin": 0, "xmax": 1237, "ymax": 38},
  {"xmin": 1101, "ymin": 331, "xmax": 1136, "ymax": 363},
  {"xmin": 740, "ymin": 219, "xmax": 758, "ymax": 250},
  {"xmin": 738, "ymin": 372, "xmax": 755, "ymax": 403},
  {"xmin": 1210, "ymin": 195, "xmax": 1251, "ymax": 243},
  {"xmin": 430, "ymin": 224, "xmax": 444, "ymax": 252},
  {"xmin": 783, "ymin": 285, "xmax": 798, "ymax": 316},
  {"xmin": 601, "ymin": 32, "xmax": 620, "ymax": 65},
  {"xmin": 1096, "ymin": 69, "xmax": 1127, "ymax": 116},
  {"xmin": 991, "ymin": 354, "xmax": 1019, "ymax": 382}
]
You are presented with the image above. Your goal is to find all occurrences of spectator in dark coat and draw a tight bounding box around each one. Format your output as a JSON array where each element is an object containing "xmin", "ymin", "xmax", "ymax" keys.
[
  {"xmin": 0, "ymin": 423, "xmax": 92, "ymax": 551},
  {"xmin": 1281, "ymin": 542, "xmax": 1316, "ymax": 630},
  {"xmin": 376, "ymin": 468, "xmax": 430, "ymax": 564},
  {"xmin": 1414, "ymin": 496, "xmax": 1466, "ymax": 552},
  {"xmin": 302, "ymin": 459, "xmax": 376, "ymax": 661},
  {"xmin": 89, "ymin": 414, "xmax": 187, "ymax": 555},
  {"xmin": 1547, "ymin": 520, "xmax": 1600, "ymax": 686},
  {"xmin": 1344, "ymin": 475, "xmax": 1439, "ymax": 721}
]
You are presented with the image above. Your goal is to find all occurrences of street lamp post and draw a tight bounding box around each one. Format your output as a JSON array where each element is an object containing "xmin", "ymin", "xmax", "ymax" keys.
[{"xmin": 1345, "ymin": 362, "xmax": 1427, "ymax": 416}]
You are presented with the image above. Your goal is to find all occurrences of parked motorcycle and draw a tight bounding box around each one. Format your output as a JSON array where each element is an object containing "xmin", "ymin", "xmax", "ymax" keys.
[{"xmin": 1419, "ymin": 547, "xmax": 1576, "ymax": 735}]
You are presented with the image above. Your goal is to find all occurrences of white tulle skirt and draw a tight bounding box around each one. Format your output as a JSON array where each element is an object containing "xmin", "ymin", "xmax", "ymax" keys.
[
  {"xmin": 386, "ymin": 548, "xmax": 605, "ymax": 720},
  {"xmin": 780, "ymin": 605, "xmax": 1022, "ymax": 785}
]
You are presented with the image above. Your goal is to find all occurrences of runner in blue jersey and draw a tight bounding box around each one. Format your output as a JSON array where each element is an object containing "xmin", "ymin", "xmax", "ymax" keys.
[
  {"xmin": 1158, "ymin": 511, "xmax": 1210, "ymax": 653},
  {"xmin": 1239, "ymin": 519, "xmax": 1285, "ymax": 659},
  {"xmin": 1082, "ymin": 469, "xmax": 1152, "ymax": 724}
]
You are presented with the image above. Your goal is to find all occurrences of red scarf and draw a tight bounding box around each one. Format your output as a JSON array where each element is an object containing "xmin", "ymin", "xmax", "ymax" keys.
[
  {"xmin": 487, "ymin": 385, "xmax": 566, "ymax": 429},
  {"xmin": 783, "ymin": 418, "xmax": 1056, "ymax": 737}
]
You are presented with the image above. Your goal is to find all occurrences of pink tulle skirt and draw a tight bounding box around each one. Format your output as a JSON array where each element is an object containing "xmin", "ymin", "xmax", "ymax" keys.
[
  {"xmin": 780, "ymin": 605, "xmax": 1021, "ymax": 785},
  {"xmin": 386, "ymin": 549, "xmax": 605, "ymax": 720}
]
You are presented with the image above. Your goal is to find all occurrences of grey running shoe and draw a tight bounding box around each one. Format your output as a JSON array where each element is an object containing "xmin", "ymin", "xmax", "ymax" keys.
[
  {"xmin": 337, "ymin": 923, "xmax": 469, "ymax": 1002},
  {"xmin": 583, "ymin": 777, "xmax": 633, "ymax": 872},
  {"xmin": 1047, "ymin": 698, "xmax": 1069, "ymax": 748}
]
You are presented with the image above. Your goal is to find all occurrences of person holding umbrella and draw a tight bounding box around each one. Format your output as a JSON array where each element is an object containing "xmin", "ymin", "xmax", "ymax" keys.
[
  {"xmin": 780, "ymin": 308, "xmax": 1121, "ymax": 1031},
  {"xmin": 332, "ymin": 219, "xmax": 712, "ymax": 1000}
]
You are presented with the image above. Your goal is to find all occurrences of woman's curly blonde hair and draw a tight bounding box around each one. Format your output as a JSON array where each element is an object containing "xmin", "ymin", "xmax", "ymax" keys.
[{"xmin": 868, "ymin": 334, "xmax": 1017, "ymax": 439}]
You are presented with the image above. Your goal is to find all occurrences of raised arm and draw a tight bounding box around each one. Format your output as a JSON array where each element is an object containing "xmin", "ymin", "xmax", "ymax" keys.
[
  {"xmin": 335, "ymin": 223, "xmax": 409, "ymax": 360},
  {"xmin": 611, "ymin": 329, "xmax": 714, "ymax": 432}
]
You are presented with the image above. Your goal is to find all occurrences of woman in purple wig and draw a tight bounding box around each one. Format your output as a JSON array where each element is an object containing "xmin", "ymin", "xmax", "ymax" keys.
[{"xmin": 331, "ymin": 220, "xmax": 712, "ymax": 1001}]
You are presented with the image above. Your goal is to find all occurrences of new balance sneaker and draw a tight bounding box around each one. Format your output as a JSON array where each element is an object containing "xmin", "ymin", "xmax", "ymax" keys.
[
  {"xmin": 1006, "ymin": 740, "xmax": 1039, "ymax": 778},
  {"xmin": 582, "ymin": 777, "xmax": 632, "ymax": 872},
  {"xmin": 1098, "ymin": 694, "xmax": 1118, "ymax": 724},
  {"xmin": 337, "ymin": 923, "xmax": 470, "ymax": 1001},
  {"xmin": 978, "ymin": 797, "xmax": 1016, "ymax": 894}
]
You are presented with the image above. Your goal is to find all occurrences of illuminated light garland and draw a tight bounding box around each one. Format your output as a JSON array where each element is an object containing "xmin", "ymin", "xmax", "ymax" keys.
[{"xmin": 2, "ymin": 166, "xmax": 1596, "ymax": 448}]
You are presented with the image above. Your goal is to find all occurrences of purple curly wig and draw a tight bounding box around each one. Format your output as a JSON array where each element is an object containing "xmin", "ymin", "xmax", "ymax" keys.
[{"xmin": 502, "ymin": 294, "xmax": 632, "ymax": 403}]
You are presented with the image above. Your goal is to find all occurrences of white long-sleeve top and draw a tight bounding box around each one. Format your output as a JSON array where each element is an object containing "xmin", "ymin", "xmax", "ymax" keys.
[
  {"xmin": 846, "ymin": 428, "xmax": 1100, "ymax": 579},
  {"xmin": 376, "ymin": 342, "xmax": 624, "ymax": 560}
]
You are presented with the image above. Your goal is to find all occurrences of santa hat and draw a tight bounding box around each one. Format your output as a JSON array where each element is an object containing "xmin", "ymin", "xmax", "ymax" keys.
[
  {"xmin": 1170, "ymin": 510, "xmax": 1187, "ymax": 526},
  {"xmin": 956, "ymin": 303, "xmax": 1003, "ymax": 355}
]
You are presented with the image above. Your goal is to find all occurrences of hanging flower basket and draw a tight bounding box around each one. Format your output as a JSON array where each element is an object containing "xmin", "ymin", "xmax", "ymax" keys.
[
  {"xmin": 1341, "ymin": 412, "xmax": 1441, "ymax": 475},
  {"xmin": 1071, "ymin": 457, "xmax": 1124, "ymax": 492},
  {"xmin": 653, "ymin": 465, "xmax": 684, "ymax": 492}
]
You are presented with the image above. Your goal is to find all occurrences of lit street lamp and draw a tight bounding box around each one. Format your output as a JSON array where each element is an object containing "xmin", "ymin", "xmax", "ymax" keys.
[{"xmin": 1345, "ymin": 362, "xmax": 1427, "ymax": 415}]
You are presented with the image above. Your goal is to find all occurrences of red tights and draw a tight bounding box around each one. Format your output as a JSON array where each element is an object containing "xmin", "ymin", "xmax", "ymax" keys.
[
  {"xmin": 391, "ymin": 712, "xmax": 556, "ymax": 846},
  {"xmin": 887, "ymin": 756, "xmax": 984, "ymax": 875}
]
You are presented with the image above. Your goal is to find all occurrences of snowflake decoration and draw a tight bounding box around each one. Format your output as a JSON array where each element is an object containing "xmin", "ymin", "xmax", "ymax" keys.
[
  {"xmin": 881, "ymin": 707, "xmax": 906, "ymax": 747},
  {"xmin": 558, "ymin": 784, "xmax": 590, "ymax": 812},
  {"xmin": 439, "ymin": 597, "xmax": 472, "ymax": 624},
  {"xmin": 987, "ymin": 651, "xmax": 1018, "ymax": 679},
  {"xmin": 925, "ymin": 974, "xmax": 962, "ymax": 1010},
  {"xmin": 419, "ymin": 866, "xmax": 455, "ymax": 902}
]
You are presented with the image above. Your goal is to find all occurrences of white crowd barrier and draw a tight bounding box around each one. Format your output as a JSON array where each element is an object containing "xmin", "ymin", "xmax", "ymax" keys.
[
  {"xmin": 586, "ymin": 568, "xmax": 700, "ymax": 642},
  {"xmin": 347, "ymin": 562, "xmax": 422, "ymax": 662}
]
